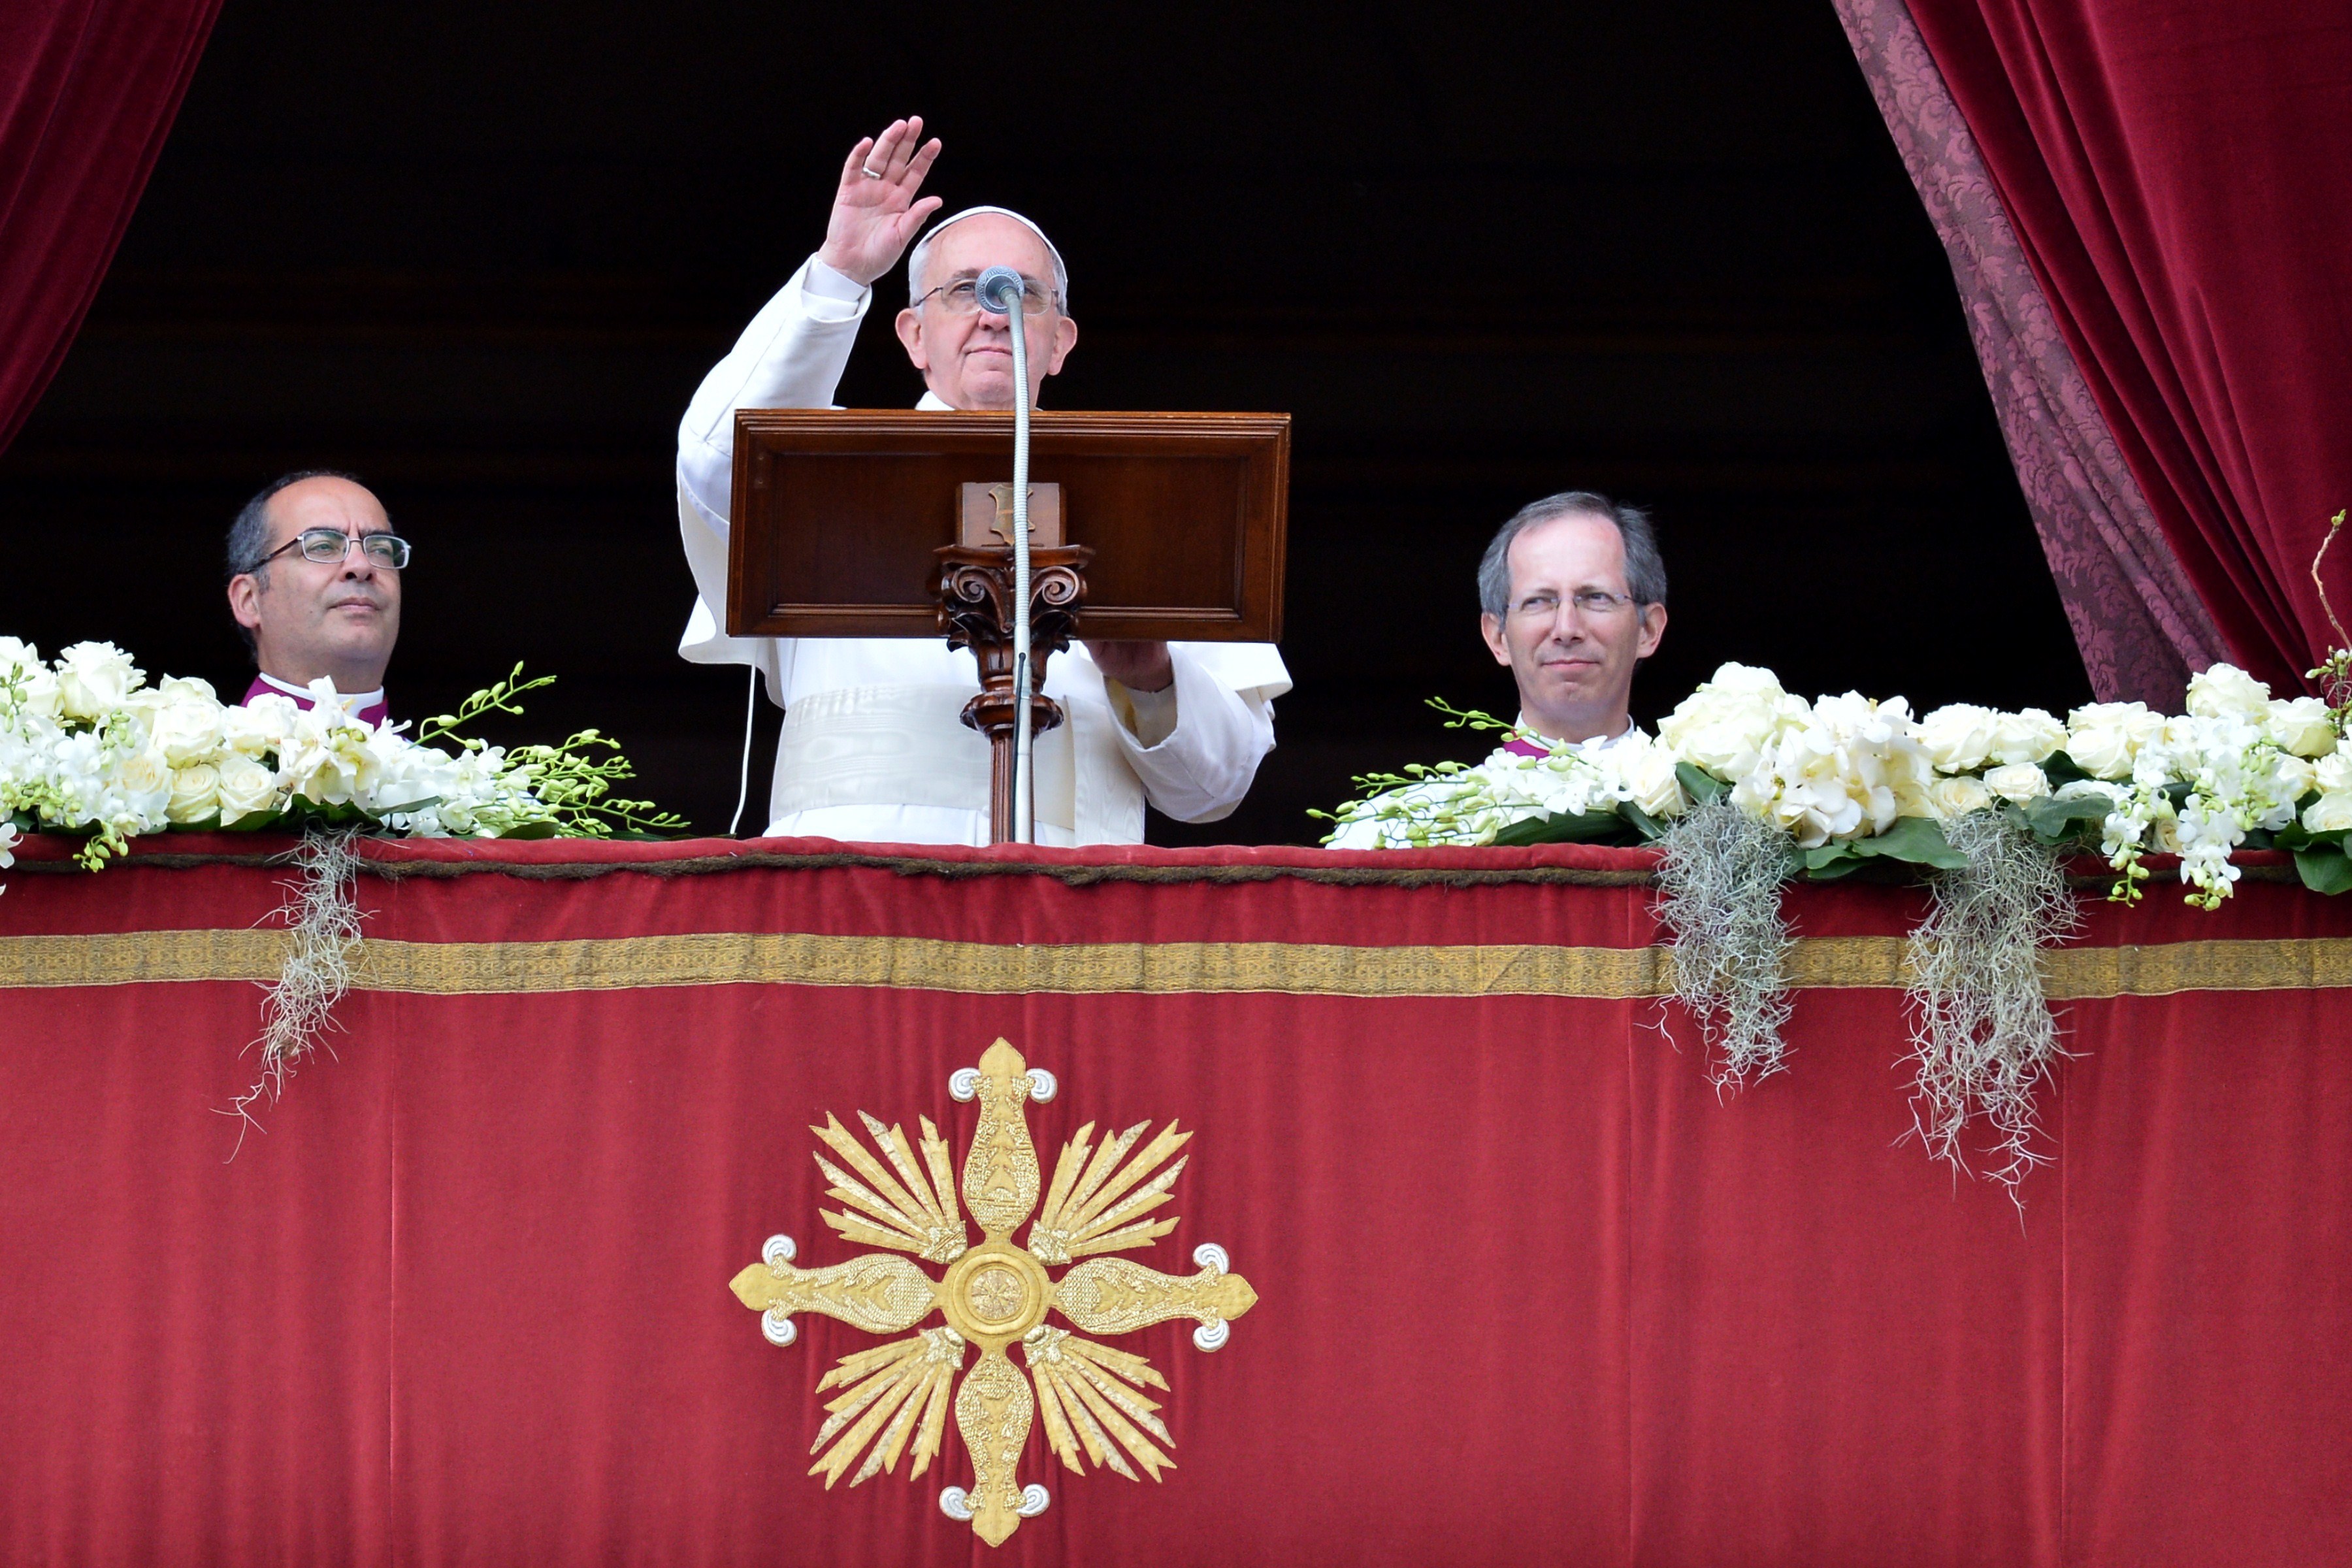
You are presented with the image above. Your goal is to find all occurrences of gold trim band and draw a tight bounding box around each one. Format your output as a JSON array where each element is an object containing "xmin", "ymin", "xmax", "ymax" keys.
[{"xmin": 1, "ymin": 928, "xmax": 2349, "ymax": 1000}]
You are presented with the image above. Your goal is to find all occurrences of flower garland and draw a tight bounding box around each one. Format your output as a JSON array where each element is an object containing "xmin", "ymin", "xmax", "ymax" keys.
[
  {"xmin": 1320, "ymin": 659, "xmax": 2352, "ymax": 906},
  {"xmin": 0, "ymin": 638, "xmax": 684, "ymax": 875},
  {"xmin": 1, "ymin": 637, "xmax": 686, "ymax": 1139},
  {"xmin": 1322, "ymin": 655, "xmax": 2352, "ymax": 1192}
]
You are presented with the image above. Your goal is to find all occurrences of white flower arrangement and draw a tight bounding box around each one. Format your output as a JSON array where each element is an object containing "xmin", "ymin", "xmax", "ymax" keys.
[
  {"xmin": 0, "ymin": 638, "xmax": 683, "ymax": 874},
  {"xmin": 1322, "ymin": 659, "xmax": 2352, "ymax": 908}
]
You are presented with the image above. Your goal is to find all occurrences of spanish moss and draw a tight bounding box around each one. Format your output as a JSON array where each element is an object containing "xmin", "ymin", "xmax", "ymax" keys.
[{"xmin": 1654, "ymin": 798, "xmax": 1797, "ymax": 1090}]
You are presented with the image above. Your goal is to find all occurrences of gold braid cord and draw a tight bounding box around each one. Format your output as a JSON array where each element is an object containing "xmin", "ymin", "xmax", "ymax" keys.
[{"xmin": 728, "ymin": 1039, "xmax": 1256, "ymax": 1548}]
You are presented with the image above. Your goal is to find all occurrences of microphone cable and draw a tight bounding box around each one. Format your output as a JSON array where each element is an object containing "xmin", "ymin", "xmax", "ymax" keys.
[{"xmin": 728, "ymin": 663, "xmax": 757, "ymax": 836}]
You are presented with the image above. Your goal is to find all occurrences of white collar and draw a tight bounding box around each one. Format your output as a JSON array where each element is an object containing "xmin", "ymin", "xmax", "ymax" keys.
[
  {"xmin": 259, "ymin": 671, "xmax": 384, "ymax": 710},
  {"xmin": 1517, "ymin": 713, "xmax": 1641, "ymax": 749},
  {"xmin": 917, "ymin": 390, "xmax": 954, "ymax": 410}
]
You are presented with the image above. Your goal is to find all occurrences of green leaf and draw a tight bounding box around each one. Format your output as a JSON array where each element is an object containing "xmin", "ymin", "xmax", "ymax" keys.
[
  {"xmin": 1842, "ymin": 814, "xmax": 1972, "ymax": 870},
  {"xmin": 500, "ymin": 819, "xmax": 563, "ymax": 840},
  {"xmin": 2293, "ymin": 845, "xmax": 2352, "ymax": 895},
  {"xmin": 2040, "ymin": 750, "xmax": 2091, "ymax": 787},
  {"xmin": 1619, "ymin": 802, "xmax": 1667, "ymax": 841},
  {"xmin": 2023, "ymin": 792, "xmax": 2115, "ymax": 841},
  {"xmin": 1491, "ymin": 809, "xmax": 1634, "ymax": 847},
  {"xmin": 1795, "ymin": 841, "xmax": 1869, "ymax": 879},
  {"xmin": 1674, "ymin": 762, "xmax": 1727, "ymax": 805},
  {"xmin": 220, "ymin": 808, "xmax": 289, "ymax": 832}
]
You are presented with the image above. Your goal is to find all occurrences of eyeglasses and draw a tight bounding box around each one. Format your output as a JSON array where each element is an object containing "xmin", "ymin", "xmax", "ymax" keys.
[
  {"xmin": 913, "ymin": 276, "xmax": 1060, "ymax": 317},
  {"xmin": 256, "ymin": 528, "xmax": 412, "ymax": 571},
  {"xmin": 1511, "ymin": 589, "xmax": 1637, "ymax": 619}
]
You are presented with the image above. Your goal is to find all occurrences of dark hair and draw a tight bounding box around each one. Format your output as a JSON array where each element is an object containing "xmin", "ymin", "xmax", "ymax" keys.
[
  {"xmin": 224, "ymin": 469, "xmax": 373, "ymax": 656},
  {"xmin": 1476, "ymin": 490, "xmax": 1667, "ymax": 619}
]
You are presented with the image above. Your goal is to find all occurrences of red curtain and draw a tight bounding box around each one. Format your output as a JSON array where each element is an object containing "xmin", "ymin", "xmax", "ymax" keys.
[
  {"xmin": 1902, "ymin": 0, "xmax": 2352, "ymax": 693},
  {"xmin": 3, "ymin": 834, "xmax": 2350, "ymax": 1564},
  {"xmin": 0, "ymin": 0, "xmax": 220, "ymax": 456}
]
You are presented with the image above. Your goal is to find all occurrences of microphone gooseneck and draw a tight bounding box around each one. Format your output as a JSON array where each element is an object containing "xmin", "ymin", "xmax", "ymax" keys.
[{"xmin": 994, "ymin": 266, "xmax": 1037, "ymax": 844}]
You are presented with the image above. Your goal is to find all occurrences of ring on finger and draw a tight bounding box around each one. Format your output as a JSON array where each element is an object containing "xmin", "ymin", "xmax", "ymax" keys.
[{"xmin": 861, "ymin": 165, "xmax": 885, "ymax": 179}]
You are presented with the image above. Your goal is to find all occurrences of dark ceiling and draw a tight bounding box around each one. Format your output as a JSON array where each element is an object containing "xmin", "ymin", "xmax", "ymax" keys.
[{"xmin": 0, "ymin": 0, "xmax": 2087, "ymax": 843}]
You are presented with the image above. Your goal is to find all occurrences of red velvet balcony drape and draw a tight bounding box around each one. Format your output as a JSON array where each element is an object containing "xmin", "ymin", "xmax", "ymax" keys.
[
  {"xmin": 4, "ymin": 835, "xmax": 2351, "ymax": 1564},
  {"xmin": 1899, "ymin": 0, "xmax": 2352, "ymax": 693},
  {"xmin": 0, "ymin": 0, "xmax": 220, "ymax": 455}
]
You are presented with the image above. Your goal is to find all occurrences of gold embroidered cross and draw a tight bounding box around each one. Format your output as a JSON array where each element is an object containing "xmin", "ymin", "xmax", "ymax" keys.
[{"xmin": 729, "ymin": 1039, "xmax": 1256, "ymax": 1547}]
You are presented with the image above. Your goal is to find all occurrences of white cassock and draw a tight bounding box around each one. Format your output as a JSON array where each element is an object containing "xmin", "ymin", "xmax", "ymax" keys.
[{"xmin": 676, "ymin": 255, "xmax": 1292, "ymax": 846}]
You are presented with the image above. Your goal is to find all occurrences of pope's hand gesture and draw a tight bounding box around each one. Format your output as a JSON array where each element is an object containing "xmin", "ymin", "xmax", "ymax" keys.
[{"xmin": 816, "ymin": 117, "xmax": 944, "ymax": 288}]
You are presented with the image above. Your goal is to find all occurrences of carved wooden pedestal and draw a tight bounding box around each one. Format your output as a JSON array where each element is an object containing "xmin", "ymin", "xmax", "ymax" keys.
[{"xmin": 934, "ymin": 542, "xmax": 1095, "ymax": 843}]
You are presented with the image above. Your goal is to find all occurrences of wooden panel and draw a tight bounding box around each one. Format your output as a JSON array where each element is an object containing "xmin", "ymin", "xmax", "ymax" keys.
[{"xmin": 725, "ymin": 411, "xmax": 1288, "ymax": 642}]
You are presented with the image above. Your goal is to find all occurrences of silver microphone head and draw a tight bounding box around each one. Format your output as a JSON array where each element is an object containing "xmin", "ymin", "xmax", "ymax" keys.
[{"xmin": 973, "ymin": 266, "xmax": 1026, "ymax": 316}]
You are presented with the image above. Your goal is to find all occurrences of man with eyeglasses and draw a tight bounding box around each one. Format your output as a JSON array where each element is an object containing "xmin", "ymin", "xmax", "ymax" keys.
[
  {"xmin": 1475, "ymin": 491, "xmax": 1669, "ymax": 751},
  {"xmin": 224, "ymin": 470, "xmax": 408, "ymax": 726},
  {"xmin": 1326, "ymin": 491, "xmax": 1668, "ymax": 849},
  {"xmin": 673, "ymin": 116, "xmax": 1290, "ymax": 845}
]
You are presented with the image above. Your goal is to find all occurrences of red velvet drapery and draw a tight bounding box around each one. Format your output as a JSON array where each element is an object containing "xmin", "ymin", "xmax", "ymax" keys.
[
  {"xmin": 0, "ymin": 0, "xmax": 220, "ymax": 455},
  {"xmin": 3, "ymin": 835, "xmax": 2350, "ymax": 1565},
  {"xmin": 1902, "ymin": 0, "xmax": 2352, "ymax": 693}
]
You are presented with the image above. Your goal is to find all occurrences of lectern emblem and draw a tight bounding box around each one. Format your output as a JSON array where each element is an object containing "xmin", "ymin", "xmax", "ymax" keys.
[{"xmin": 730, "ymin": 1039, "xmax": 1257, "ymax": 1547}]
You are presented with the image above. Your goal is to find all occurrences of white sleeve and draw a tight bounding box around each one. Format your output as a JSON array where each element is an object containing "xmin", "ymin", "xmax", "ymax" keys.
[
  {"xmin": 1103, "ymin": 642, "xmax": 1292, "ymax": 824},
  {"xmin": 675, "ymin": 255, "xmax": 871, "ymax": 679}
]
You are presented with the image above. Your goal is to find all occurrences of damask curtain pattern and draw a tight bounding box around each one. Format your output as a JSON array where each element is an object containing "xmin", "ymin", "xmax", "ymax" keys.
[
  {"xmin": 1833, "ymin": 0, "xmax": 2225, "ymax": 708},
  {"xmin": 1876, "ymin": 0, "xmax": 2352, "ymax": 694}
]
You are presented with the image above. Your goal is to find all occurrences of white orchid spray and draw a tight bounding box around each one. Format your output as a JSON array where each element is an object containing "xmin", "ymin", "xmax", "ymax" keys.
[{"xmin": 0, "ymin": 642, "xmax": 685, "ymax": 874}]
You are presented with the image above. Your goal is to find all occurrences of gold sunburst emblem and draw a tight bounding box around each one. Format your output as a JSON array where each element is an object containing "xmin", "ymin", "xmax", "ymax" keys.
[{"xmin": 729, "ymin": 1039, "xmax": 1257, "ymax": 1547}]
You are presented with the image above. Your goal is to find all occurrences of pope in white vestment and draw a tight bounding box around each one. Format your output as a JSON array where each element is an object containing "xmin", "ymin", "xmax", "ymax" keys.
[{"xmin": 673, "ymin": 137, "xmax": 1289, "ymax": 847}]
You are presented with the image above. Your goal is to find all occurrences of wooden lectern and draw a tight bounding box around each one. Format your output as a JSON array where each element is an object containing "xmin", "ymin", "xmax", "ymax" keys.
[{"xmin": 726, "ymin": 410, "xmax": 1289, "ymax": 841}]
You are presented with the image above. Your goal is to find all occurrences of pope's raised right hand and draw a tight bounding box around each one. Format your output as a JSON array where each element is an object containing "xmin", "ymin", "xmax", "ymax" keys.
[{"xmin": 815, "ymin": 117, "xmax": 945, "ymax": 288}]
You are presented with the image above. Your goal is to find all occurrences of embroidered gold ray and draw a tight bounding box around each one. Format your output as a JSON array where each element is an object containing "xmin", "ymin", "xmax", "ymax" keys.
[{"xmin": 728, "ymin": 1039, "xmax": 1256, "ymax": 1547}]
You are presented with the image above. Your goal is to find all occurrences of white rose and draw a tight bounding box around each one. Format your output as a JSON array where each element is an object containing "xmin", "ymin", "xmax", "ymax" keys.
[
  {"xmin": 1657, "ymin": 663, "xmax": 1808, "ymax": 781},
  {"xmin": 1610, "ymin": 734, "xmax": 1687, "ymax": 819},
  {"xmin": 166, "ymin": 762, "xmax": 221, "ymax": 825},
  {"xmin": 1918, "ymin": 704, "xmax": 1999, "ymax": 774},
  {"xmin": 1982, "ymin": 762, "xmax": 2052, "ymax": 803},
  {"xmin": 2315, "ymin": 753, "xmax": 2352, "ymax": 794},
  {"xmin": 138, "ymin": 681, "xmax": 225, "ymax": 766},
  {"xmin": 2185, "ymin": 663, "xmax": 2273, "ymax": 721},
  {"xmin": 115, "ymin": 748, "xmax": 172, "ymax": 825},
  {"xmin": 54, "ymin": 641, "xmax": 142, "ymax": 721},
  {"xmin": 2274, "ymin": 755, "xmax": 2318, "ymax": 802},
  {"xmin": 2266, "ymin": 696, "xmax": 2338, "ymax": 758},
  {"xmin": 2304, "ymin": 792, "xmax": 2352, "ymax": 834},
  {"xmin": 1988, "ymin": 708, "xmax": 2066, "ymax": 765},
  {"xmin": 2066, "ymin": 702, "xmax": 2166, "ymax": 779},
  {"xmin": 1927, "ymin": 774, "xmax": 1994, "ymax": 819},
  {"xmin": 221, "ymin": 695, "xmax": 300, "ymax": 757},
  {"xmin": 215, "ymin": 754, "xmax": 282, "ymax": 821}
]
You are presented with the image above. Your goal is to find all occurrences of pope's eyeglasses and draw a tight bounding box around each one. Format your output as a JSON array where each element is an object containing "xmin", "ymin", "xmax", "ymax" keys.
[
  {"xmin": 1511, "ymin": 589, "xmax": 1637, "ymax": 619},
  {"xmin": 913, "ymin": 276, "xmax": 1059, "ymax": 317},
  {"xmin": 256, "ymin": 528, "xmax": 412, "ymax": 571}
]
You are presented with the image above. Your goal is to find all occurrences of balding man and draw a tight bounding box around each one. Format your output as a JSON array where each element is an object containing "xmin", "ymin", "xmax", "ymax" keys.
[
  {"xmin": 224, "ymin": 470, "xmax": 408, "ymax": 724},
  {"xmin": 675, "ymin": 117, "xmax": 1290, "ymax": 846}
]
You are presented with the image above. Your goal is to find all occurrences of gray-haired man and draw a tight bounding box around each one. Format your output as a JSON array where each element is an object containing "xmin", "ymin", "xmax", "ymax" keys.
[
  {"xmin": 1476, "ymin": 491, "xmax": 1669, "ymax": 749},
  {"xmin": 672, "ymin": 116, "xmax": 1290, "ymax": 845}
]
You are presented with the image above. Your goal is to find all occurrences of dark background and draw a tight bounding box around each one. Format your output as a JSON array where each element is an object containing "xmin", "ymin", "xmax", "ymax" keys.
[{"xmin": 0, "ymin": 0, "xmax": 2089, "ymax": 843}]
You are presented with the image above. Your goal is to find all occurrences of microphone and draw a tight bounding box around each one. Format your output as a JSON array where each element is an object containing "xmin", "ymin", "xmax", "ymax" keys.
[{"xmin": 973, "ymin": 266, "xmax": 1026, "ymax": 316}]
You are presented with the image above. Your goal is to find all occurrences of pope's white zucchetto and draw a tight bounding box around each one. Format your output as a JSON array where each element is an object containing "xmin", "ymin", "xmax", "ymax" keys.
[{"xmin": 907, "ymin": 205, "xmax": 1070, "ymax": 310}]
